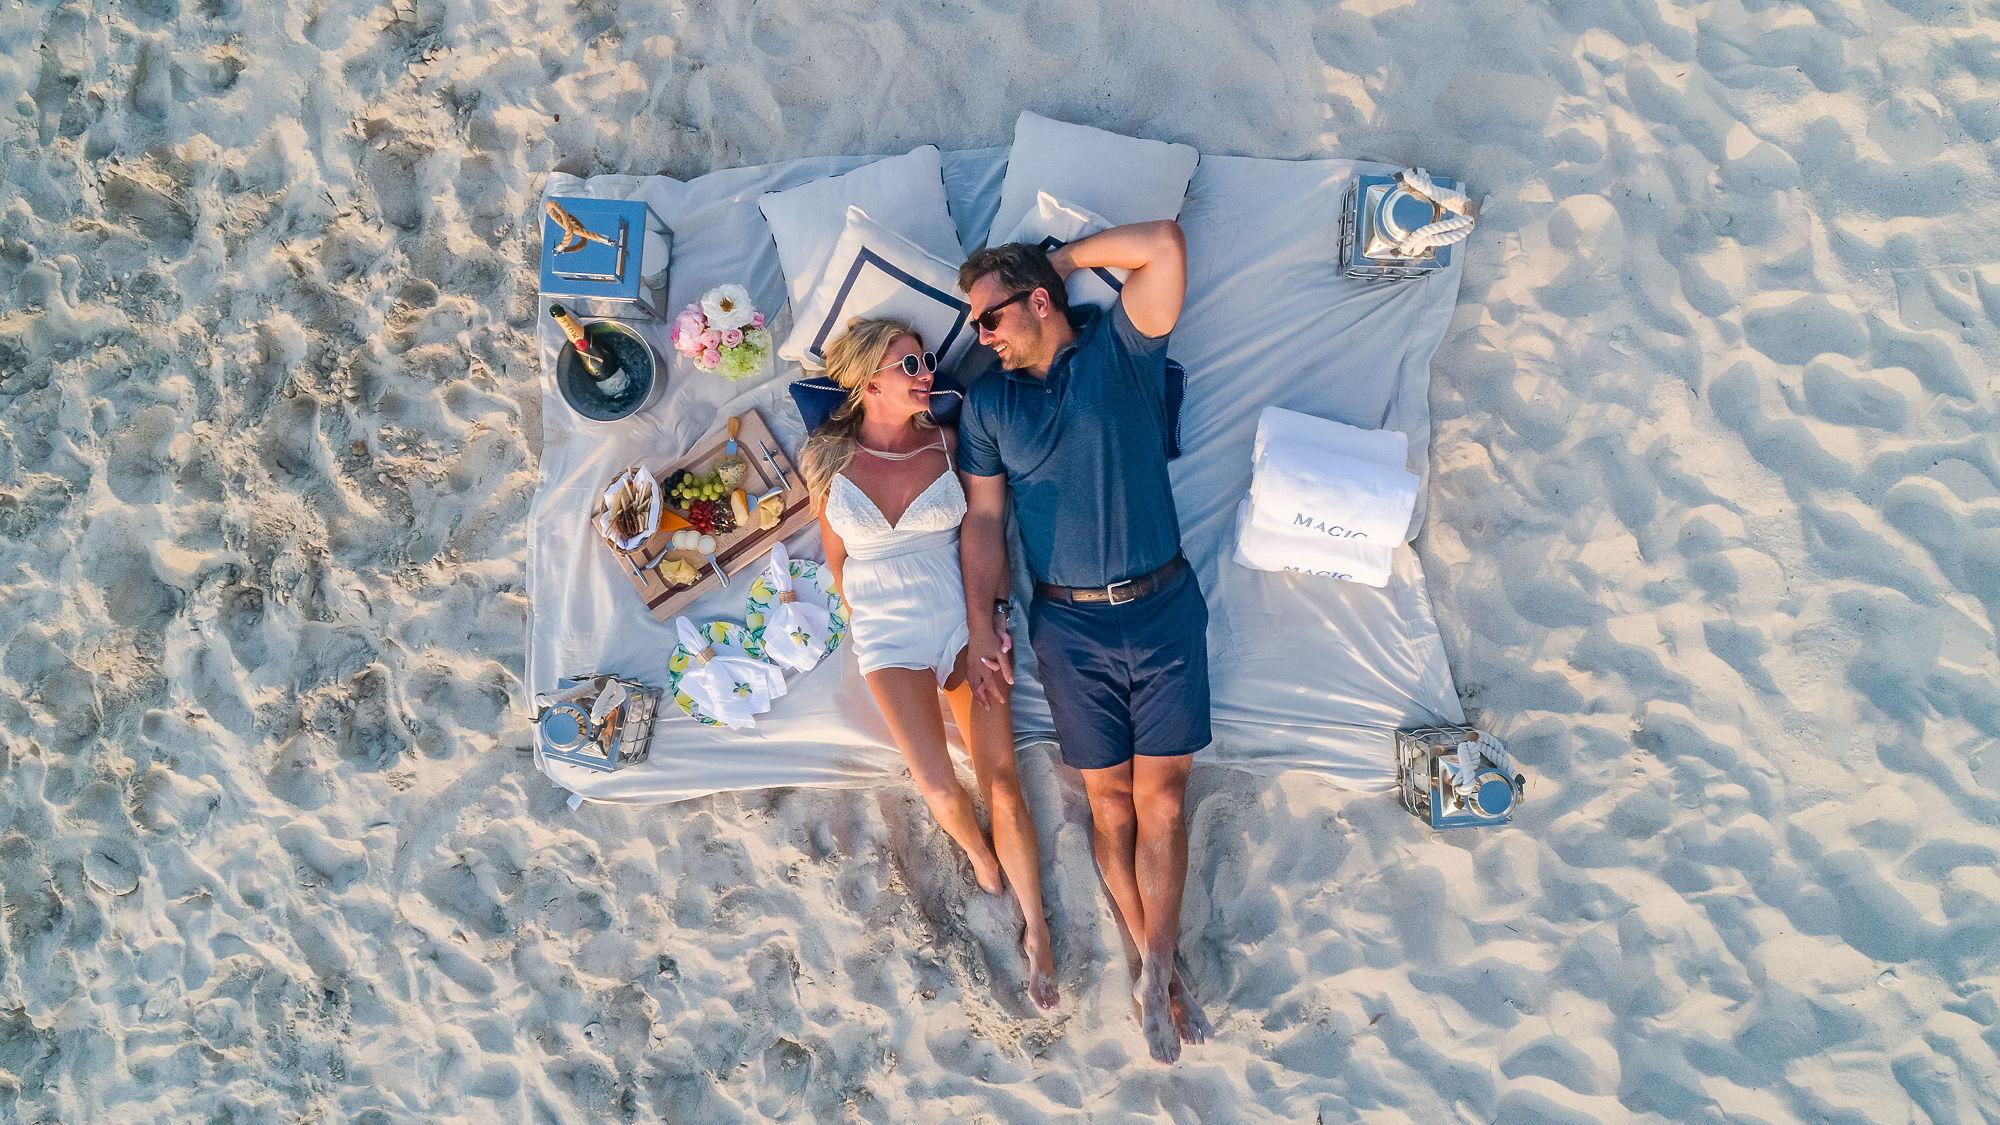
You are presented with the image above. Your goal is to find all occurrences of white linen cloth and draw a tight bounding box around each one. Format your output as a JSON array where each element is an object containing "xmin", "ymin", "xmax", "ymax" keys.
[
  {"xmin": 757, "ymin": 542, "xmax": 834, "ymax": 673},
  {"xmin": 673, "ymin": 617, "xmax": 787, "ymax": 729},
  {"xmin": 1248, "ymin": 438, "xmax": 1420, "ymax": 546},
  {"xmin": 1232, "ymin": 498, "xmax": 1396, "ymax": 588},
  {"xmin": 530, "ymin": 150, "xmax": 1468, "ymax": 803}
]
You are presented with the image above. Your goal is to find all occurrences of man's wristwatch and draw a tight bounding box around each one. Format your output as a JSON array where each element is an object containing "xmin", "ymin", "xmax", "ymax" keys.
[{"xmin": 993, "ymin": 599, "xmax": 1013, "ymax": 621}]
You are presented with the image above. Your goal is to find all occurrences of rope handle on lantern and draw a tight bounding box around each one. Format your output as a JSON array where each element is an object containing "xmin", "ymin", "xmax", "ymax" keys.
[
  {"xmin": 545, "ymin": 200, "xmax": 618, "ymax": 254},
  {"xmin": 1385, "ymin": 168, "xmax": 1480, "ymax": 259},
  {"xmin": 1445, "ymin": 731, "xmax": 1515, "ymax": 796}
]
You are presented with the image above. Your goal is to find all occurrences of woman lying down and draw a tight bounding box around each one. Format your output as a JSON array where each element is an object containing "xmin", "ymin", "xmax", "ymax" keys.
[{"xmin": 802, "ymin": 318, "xmax": 1059, "ymax": 1011}]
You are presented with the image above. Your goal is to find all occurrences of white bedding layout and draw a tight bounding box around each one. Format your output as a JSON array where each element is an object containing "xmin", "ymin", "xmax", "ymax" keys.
[{"xmin": 529, "ymin": 147, "xmax": 1466, "ymax": 805}]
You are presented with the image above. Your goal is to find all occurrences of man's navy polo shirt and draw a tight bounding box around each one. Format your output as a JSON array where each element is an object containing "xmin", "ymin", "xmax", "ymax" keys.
[{"xmin": 957, "ymin": 302, "xmax": 1181, "ymax": 588}]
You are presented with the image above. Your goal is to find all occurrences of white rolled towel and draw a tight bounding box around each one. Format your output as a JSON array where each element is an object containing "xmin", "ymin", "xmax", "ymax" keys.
[
  {"xmin": 1233, "ymin": 499, "xmax": 1395, "ymax": 587},
  {"xmin": 1249, "ymin": 437, "xmax": 1419, "ymax": 546},
  {"xmin": 1254, "ymin": 405, "xmax": 1409, "ymax": 467}
]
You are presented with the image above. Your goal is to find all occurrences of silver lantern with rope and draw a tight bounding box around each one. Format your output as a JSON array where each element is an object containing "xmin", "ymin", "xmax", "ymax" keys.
[
  {"xmin": 1396, "ymin": 725, "xmax": 1525, "ymax": 830},
  {"xmin": 534, "ymin": 674, "xmax": 661, "ymax": 773},
  {"xmin": 1340, "ymin": 168, "xmax": 1478, "ymax": 282}
]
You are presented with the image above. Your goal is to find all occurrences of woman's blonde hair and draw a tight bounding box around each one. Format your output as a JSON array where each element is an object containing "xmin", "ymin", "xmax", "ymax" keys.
[{"xmin": 801, "ymin": 318, "xmax": 935, "ymax": 513}]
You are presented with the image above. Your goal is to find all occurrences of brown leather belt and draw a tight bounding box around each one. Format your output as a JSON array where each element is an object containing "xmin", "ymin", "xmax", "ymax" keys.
[{"xmin": 1034, "ymin": 556, "xmax": 1186, "ymax": 606}]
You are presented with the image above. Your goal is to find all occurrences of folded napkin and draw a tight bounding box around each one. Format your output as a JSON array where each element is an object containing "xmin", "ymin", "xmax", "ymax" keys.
[
  {"xmin": 674, "ymin": 617, "xmax": 787, "ymax": 729},
  {"xmin": 1248, "ymin": 436, "xmax": 1419, "ymax": 546},
  {"xmin": 588, "ymin": 678, "xmax": 628, "ymax": 726},
  {"xmin": 757, "ymin": 543, "xmax": 833, "ymax": 673},
  {"xmin": 1232, "ymin": 498, "xmax": 1395, "ymax": 587}
]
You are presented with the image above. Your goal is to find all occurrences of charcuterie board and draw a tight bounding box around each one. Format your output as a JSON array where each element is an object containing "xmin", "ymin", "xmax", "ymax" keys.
[{"xmin": 590, "ymin": 408, "xmax": 814, "ymax": 621}]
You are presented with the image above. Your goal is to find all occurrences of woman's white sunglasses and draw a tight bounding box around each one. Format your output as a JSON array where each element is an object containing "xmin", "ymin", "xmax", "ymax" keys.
[{"xmin": 876, "ymin": 351, "xmax": 937, "ymax": 377}]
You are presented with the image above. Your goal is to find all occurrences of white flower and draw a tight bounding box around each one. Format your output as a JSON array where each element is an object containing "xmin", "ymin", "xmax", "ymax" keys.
[{"xmin": 700, "ymin": 284, "xmax": 756, "ymax": 331}]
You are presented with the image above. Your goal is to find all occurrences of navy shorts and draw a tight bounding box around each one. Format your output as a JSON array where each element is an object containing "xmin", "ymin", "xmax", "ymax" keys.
[{"xmin": 1028, "ymin": 564, "xmax": 1212, "ymax": 771}]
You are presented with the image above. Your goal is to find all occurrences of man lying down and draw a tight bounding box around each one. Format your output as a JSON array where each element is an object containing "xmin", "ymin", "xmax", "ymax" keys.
[{"xmin": 809, "ymin": 217, "xmax": 1209, "ymax": 1064}]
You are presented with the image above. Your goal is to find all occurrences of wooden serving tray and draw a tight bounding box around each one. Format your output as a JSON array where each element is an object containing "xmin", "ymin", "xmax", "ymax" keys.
[{"xmin": 592, "ymin": 408, "xmax": 814, "ymax": 621}]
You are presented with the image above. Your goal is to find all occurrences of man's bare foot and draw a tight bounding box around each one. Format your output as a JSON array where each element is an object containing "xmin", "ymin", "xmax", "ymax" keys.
[
  {"xmin": 1168, "ymin": 969, "xmax": 1211, "ymax": 1044},
  {"xmin": 1023, "ymin": 926, "xmax": 1059, "ymax": 1011},
  {"xmin": 1135, "ymin": 959, "xmax": 1180, "ymax": 1064}
]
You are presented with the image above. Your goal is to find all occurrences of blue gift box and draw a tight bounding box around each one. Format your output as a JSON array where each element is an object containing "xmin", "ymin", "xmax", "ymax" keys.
[
  {"xmin": 1339, "ymin": 173, "xmax": 1458, "ymax": 282},
  {"xmin": 539, "ymin": 197, "xmax": 673, "ymax": 322}
]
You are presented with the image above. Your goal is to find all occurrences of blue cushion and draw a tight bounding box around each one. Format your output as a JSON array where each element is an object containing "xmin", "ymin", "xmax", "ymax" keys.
[
  {"xmin": 1161, "ymin": 356, "xmax": 1185, "ymax": 460},
  {"xmin": 789, "ymin": 354, "xmax": 1185, "ymax": 460},
  {"xmin": 790, "ymin": 373, "xmax": 966, "ymax": 433}
]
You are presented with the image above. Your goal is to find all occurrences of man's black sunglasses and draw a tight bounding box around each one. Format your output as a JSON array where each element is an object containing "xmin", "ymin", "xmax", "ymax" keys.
[{"xmin": 972, "ymin": 290, "xmax": 1033, "ymax": 332}]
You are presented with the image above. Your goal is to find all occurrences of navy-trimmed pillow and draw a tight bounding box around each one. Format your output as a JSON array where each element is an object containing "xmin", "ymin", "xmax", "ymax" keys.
[
  {"xmin": 789, "ymin": 358, "xmax": 1183, "ymax": 460},
  {"xmin": 778, "ymin": 206, "xmax": 977, "ymax": 374},
  {"xmin": 789, "ymin": 373, "xmax": 966, "ymax": 434}
]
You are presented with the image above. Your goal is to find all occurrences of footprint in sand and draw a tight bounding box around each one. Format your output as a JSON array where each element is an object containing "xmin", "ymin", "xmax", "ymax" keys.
[
  {"xmin": 754, "ymin": 1038, "xmax": 812, "ymax": 1119},
  {"xmin": 99, "ymin": 163, "xmax": 194, "ymax": 255},
  {"xmin": 337, "ymin": 663, "xmax": 413, "ymax": 769},
  {"xmin": 83, "ymin": 841, "xmax": 142, "ymax": 896}
]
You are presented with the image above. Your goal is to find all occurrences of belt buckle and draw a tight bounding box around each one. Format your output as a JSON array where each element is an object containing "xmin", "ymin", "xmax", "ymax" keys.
[{"xmin": 1104, "ymin": 577, "xmax": 1139, "ymax": 605}]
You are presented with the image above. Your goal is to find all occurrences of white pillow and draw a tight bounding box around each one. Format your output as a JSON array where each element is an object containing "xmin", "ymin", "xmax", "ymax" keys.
[
  {"xmin": 986, "ymin": 112, "xmax": 1200, "ymax": 246},
  {"xmin": 781, "ymin": 206, "xmax": 976, "ymax": 374},
  {"xmin": 759, "ymin": 146, "xmax": 963, "ymax": 314},
  {"xmin": 1000, "ymin": 190, "xmax": 1130, "ymax": 311}
]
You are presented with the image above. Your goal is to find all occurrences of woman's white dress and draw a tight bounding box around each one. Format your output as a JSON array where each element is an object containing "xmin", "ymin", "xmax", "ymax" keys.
[{"xmin": 823, "ymin": 440, "xmax": 970, "ymax": 685}]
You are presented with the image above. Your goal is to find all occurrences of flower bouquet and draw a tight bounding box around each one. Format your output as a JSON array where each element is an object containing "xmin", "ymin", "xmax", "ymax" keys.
[{"xmin": 671, "ymin": 284, "xmax": 773, "ymax": 381}]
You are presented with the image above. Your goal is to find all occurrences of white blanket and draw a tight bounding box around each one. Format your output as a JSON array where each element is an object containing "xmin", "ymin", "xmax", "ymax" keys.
[{"xmin": 528, "ymin": 148, "xmax": 1466, "ymax": 804}]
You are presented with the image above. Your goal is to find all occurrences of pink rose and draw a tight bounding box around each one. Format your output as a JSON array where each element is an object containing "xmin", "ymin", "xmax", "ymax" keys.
[
  {"xmin": 701, "ymin": 345, "xmax": 721, "ymax": 369},
  {"xmin": 699, "ymin": 329, "xmax": 721, "ymax": 349},
  {"xmin": 673, "ymin": 309, "xmax": 706, "ymax": 346},
  {"xmin": 722, "ymin": 328, "xmax": 744, "ymax": 348},
  {"xmin": 750, "ymin": 312, "xmax": 766, "ymax": 329}
]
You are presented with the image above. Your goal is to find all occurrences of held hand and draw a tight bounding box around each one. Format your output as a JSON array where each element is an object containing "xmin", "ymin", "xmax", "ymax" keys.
[
  {"xmin": 968, "ymin": 619, "xmax": 1014, "ymax": 709},
  {"xmin": 988, "ymin": 608, "xmax": 1014, "ymax": 680}
]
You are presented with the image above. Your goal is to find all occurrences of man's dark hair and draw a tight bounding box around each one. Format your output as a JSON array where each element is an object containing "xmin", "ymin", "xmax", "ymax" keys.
[{"xmin": 958, "ymin": 243, "xmax": 1069, "ymax": 317}]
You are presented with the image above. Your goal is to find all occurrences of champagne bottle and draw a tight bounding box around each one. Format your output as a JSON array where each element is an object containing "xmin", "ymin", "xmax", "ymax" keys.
[{"xmin": 549, "ymin": 304, "xmax": 616, "ymax": 380}]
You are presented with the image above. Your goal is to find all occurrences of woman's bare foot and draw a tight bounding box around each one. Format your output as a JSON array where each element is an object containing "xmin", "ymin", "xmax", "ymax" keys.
[
  {"xmin": 967, "ymin": 843, "xmax": 1004, "ymax": 895},
  {"xmin": 1023, "ymin": 925, "xmax": 1059, "ymax": 1010},
  {"xmin": 1135, "ymin": 958, "xmax": 1180, "ymax": 1064}
]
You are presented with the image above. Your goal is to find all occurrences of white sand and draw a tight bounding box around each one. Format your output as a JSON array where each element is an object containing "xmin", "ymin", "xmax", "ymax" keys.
[{"xmin": 4, "ymin": 0, "xmax": 1999, "ymax": 1119}]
